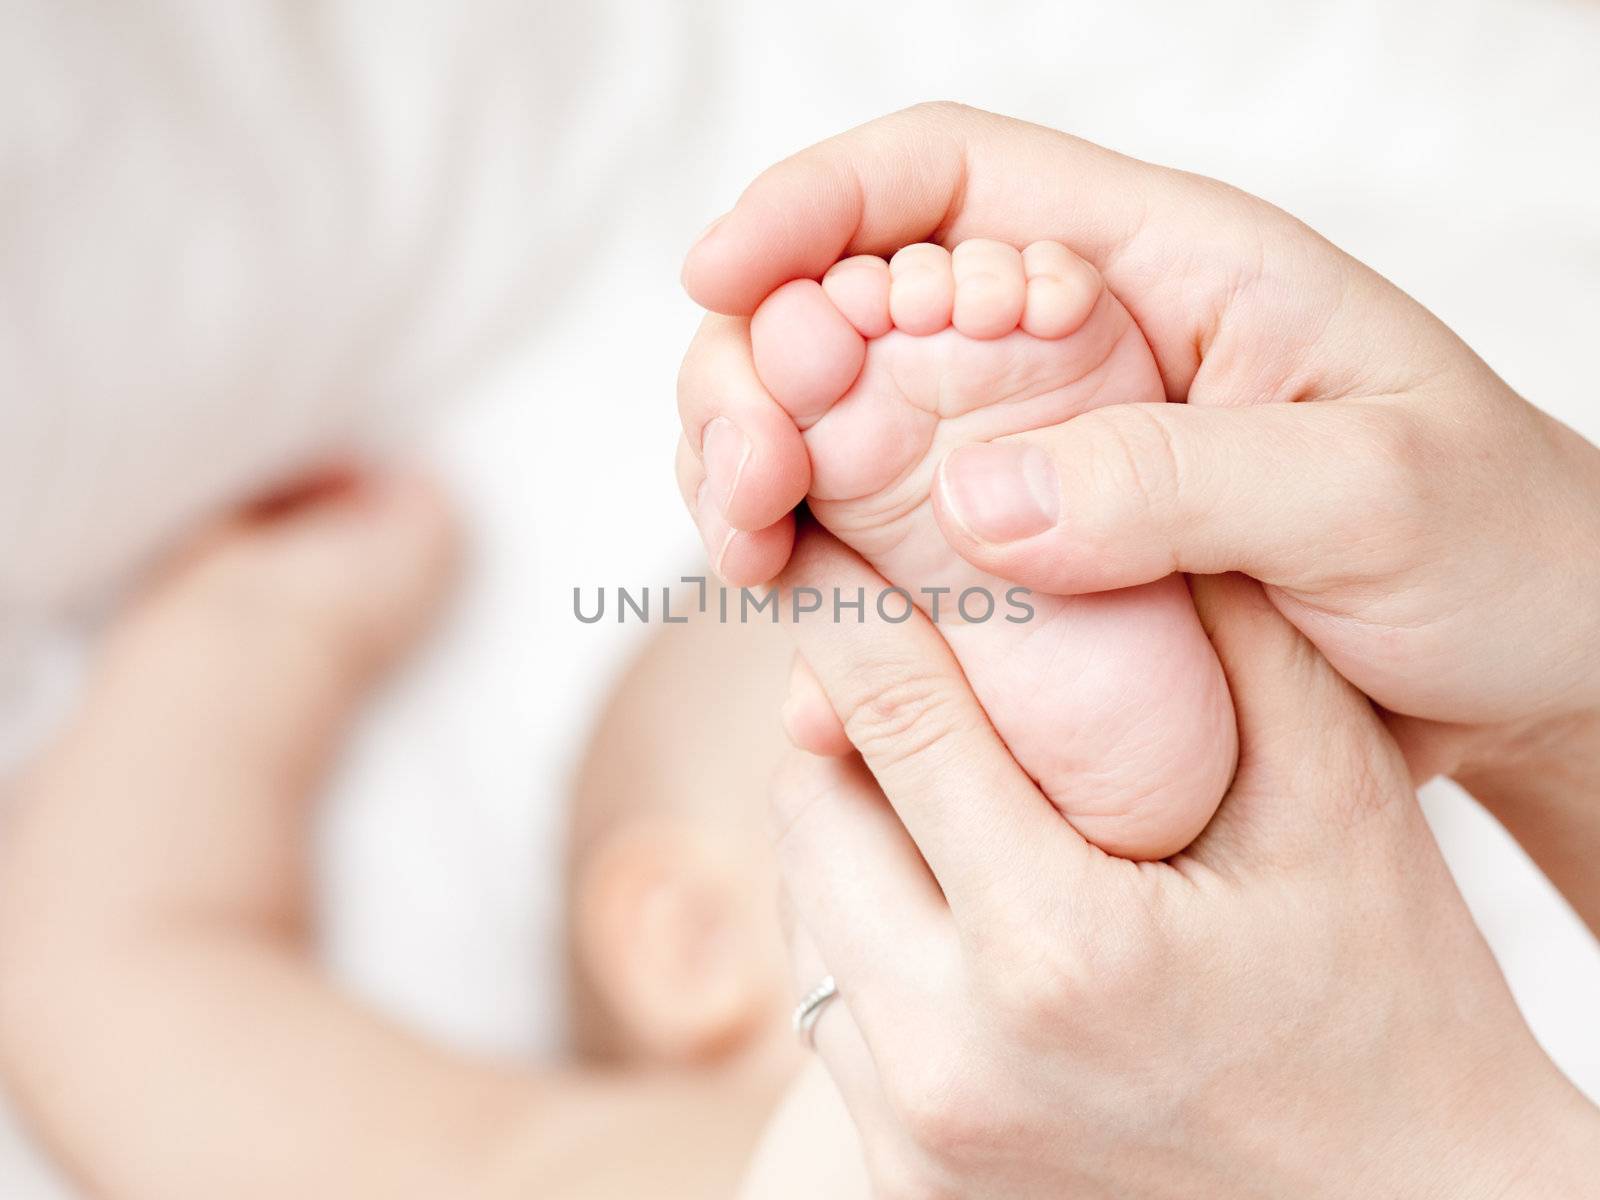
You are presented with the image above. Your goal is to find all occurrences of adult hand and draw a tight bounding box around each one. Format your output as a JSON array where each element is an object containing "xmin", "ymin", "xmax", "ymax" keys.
[
  {"xmin": 764, "ymin": 526, "xmax": 1600, "ymax": 1199},
  {"xmin": 674, "ymin": 103, "xmax": 1600, "ymax": 926}
]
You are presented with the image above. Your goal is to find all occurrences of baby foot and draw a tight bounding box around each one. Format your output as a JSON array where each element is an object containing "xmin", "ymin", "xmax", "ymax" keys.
[{"xmin": 750, "ymin": 240, "xmax": 1236, "ymax": 859}]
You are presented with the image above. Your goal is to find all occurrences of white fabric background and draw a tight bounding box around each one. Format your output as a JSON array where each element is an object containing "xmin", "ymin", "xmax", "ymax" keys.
[{"xmin": 1, "ymin": 0, "xmax": 1597, "ymax": 1192}]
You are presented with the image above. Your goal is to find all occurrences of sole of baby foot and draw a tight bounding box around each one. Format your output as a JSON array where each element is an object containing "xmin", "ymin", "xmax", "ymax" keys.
[{"xmin": 749, "ymin": 240, "xmax": 1237, "ymax": 860}]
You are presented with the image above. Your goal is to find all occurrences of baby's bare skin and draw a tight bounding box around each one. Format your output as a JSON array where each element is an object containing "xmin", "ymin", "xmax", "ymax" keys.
[
  {"xmin": 701, "ymin": 239, "xmax": 1237, "ymax": 858},
  {"xmin": 0, "ymin": 473, "xmax": 802, "ymax": 1200}
]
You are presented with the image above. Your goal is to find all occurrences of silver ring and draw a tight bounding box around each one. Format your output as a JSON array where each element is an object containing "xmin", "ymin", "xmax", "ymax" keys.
[{"xmin": 792, "ymin": 975, "xmax": 838, "ymax": 1050}]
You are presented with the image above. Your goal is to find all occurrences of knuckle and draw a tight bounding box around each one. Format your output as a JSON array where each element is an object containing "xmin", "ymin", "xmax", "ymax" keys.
[
  {"xmin": 885, "ymin": 1055, "xmax": 987, "ymax": 1163},
  {"xmin": 1103, "ymin": 405, "xmax": 1185, "ymax": 516},
  {"xmin": 1318, "ymin": 718, "xmax": 1407, "ymax": 833},
  {"xmin": 976, "ymin": 898, "xmax": 1163, "ymax": 1043},
  {"xmin": 838, "ymin": 667, "xmax": 969, "ymax": 773},
  {"xmin": 1342, "ymin": 741, "xmax": 1398, "ymax": 820},
  {"xmin": 1363, "ymin": 409, "xmax": 1444, "ymax": 529},
  {"xmin": 876, "ymin": 1032, "xmax": 1041, "ymax": 1172},
  {"xmin": 981, "ymin": 947, "xmax": 1081, "ymax": 1036},
  {"xmin": 1077, "ymin": 406, "xmax": 1185, "ymax": 564}
]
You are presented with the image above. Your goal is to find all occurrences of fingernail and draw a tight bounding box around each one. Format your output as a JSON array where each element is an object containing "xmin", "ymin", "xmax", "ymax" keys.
[
  {"xmin": 683, "ymin": 215, "xmax": 729, "ymax": 291},
  {"xmin": 693, "ymin": 212, "xmax": 727, "ymax": 247},
  {"xmin": 938, "ymin": 443, "xmax": 1059, "ymax": 542},
  {"xmin": 701, "ymin": 417, "xmax": 751, "ymax": 513},
  {"xmin": 695, "ymin": 480, "xmax": 736, "ymax": 576}
]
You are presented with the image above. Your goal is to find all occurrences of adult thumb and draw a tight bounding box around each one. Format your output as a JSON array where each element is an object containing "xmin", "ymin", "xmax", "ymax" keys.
[{"xmin": 931, "ymin": 398, "xmax": 1420, "ymax": 595}]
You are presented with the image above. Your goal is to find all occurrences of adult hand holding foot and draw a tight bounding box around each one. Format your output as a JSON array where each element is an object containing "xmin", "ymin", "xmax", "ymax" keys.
[
  {"xmin": 750, "ymin": 527, "xmax": 1600, "ymax": 1200},
  {"xmin": 676, "ymin": 102, "xmax": 1600, "ymax": 928}
]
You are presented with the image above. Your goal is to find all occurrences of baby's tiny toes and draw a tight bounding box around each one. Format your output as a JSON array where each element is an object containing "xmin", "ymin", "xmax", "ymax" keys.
[
  {"xmin": 1021, "ymin": 241, "xmax": 1103, "ymax": 339},
  {"xmin": 952, "ymin": 239, "xmax": 1026, "ymax": 339}
]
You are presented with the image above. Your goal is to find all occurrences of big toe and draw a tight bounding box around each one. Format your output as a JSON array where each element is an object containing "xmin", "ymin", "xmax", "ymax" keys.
[{"xmin": 750, "ymin": 279, "xmax": 867, "ymax": 428}]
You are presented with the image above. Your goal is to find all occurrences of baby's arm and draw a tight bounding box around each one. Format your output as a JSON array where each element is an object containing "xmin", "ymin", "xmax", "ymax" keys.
[{"xmin": 0, "ymin": 476, "xmax": 749, "ymax": 1199}]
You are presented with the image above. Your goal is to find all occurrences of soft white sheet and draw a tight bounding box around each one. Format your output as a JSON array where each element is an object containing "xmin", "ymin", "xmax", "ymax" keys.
[{"xmin": 2, "ymin": 1, "xmax": 1598, "ymax": 1193}]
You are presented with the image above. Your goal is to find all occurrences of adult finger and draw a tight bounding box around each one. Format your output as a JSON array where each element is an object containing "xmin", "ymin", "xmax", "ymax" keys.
[
  {"xmin": 677, "ymin": 313, "xmax": 811, "ymax": 533},
  {"xmin": 781, "ymin": 654, "xmax": 854, "ymax": 757},
  {"xmin": 682, "ymin": 102, "xmax": 1266, "ymax": 394},
  {"xmin": 674, "ymin": 433, "xmax": 795, "ymax": 585},
  {"xmin": 932, "ymin": 398, "xmax": 1440, "ymax": 596},
  {"xmin": 686, "ymin": 104, "xmax": 1146, "ymax": 314},
  {"xmin": 771, "ymin": 750, "xmax": 952, "ymax": 1022},
  {"xmin": 760, "ymin": 920, "xmax": 891, "ymax": 1199},
  {"xmin": 776, "ymin": 523, "xmax": 1090, "ymax": 913},
  {"xmin": 1181, "ymin": 573, "xmax": 1412, "ymax": 872},
  {"xmin": 784, "ymin": 916, "xmax": 897, "ymax": 1109}
]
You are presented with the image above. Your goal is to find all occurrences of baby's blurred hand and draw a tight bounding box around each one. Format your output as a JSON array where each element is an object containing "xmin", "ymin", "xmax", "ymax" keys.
[{"xmin": 117, "ymin": 467, "xmax": 457, "ymax": 688}]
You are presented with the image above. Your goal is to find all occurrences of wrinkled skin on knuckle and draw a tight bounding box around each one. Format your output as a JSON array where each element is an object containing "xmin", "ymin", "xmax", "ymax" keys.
[
  {"xmin": 1109, "ymin": 405, "xmax": 1186, "ymax": 516},
  {"xmin": 1314, "ymin": 715, "xmax": 1411, "ymax": 837},
  {"xmin": 1238, "ymin": 645, "xmax": 1408, "ymax": 832},
  {"xmin": 839, "ymin": 665, "xmax": 972, "ymax": 774},
  {"xmin": 1073, "ymin": 405, "xmax": 1185, "ymax": 565}
]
